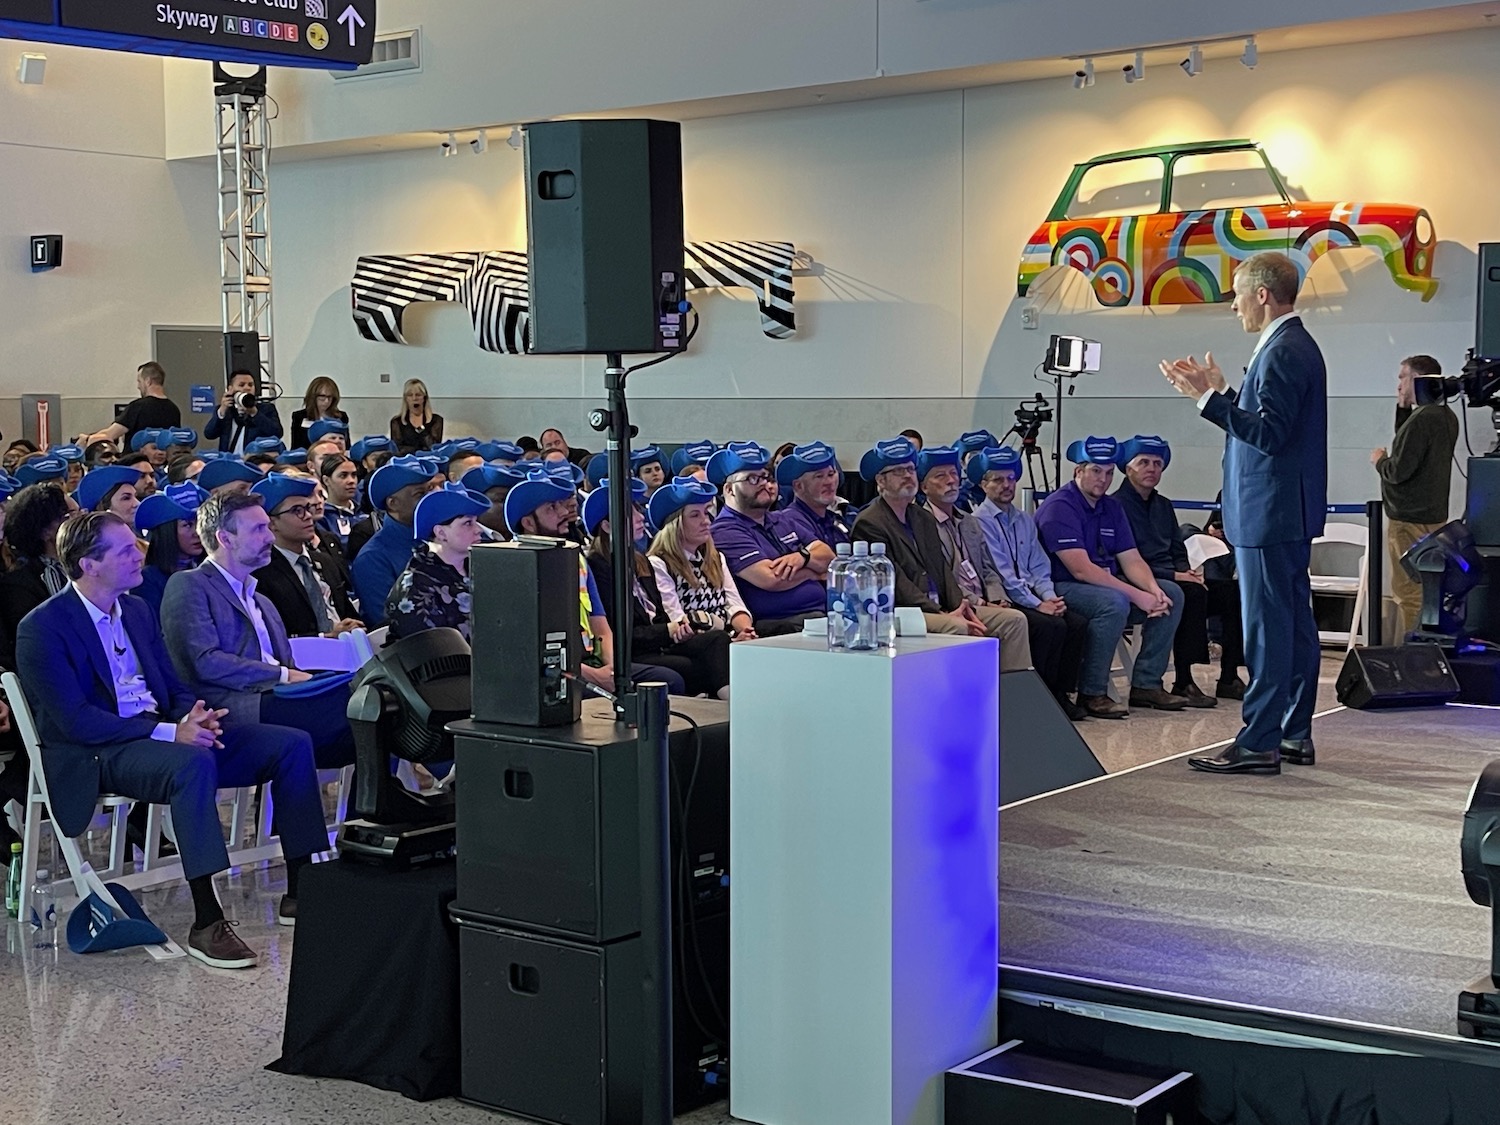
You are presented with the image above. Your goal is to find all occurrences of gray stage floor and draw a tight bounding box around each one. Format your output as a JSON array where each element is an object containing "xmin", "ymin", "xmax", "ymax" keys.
[{"xmin": 1000, "ymin": 702, "xmax": 1500, "ymax": 1038}]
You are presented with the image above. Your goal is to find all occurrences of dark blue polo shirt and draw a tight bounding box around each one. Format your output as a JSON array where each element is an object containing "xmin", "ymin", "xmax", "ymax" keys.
[
  {"xmin": 1112, "ymin": 482, "xmax": 1188, "ymax": 581},
  {"xmin": 777, "ymin": 496, "xmax": 851, "ymax": 551},
  {"xmin": 712, "ymin": 505, "xmax": 826, "ymax": 620},
  {"xmin": 1034, "ymin": 480, "xmax": 1136, "ymax": 585}
]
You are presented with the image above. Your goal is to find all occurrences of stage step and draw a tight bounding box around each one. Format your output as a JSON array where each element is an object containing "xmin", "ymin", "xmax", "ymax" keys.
[{"xmin": 945, "ymin": 1039, "xmax": 1194, "ymax": 1125}]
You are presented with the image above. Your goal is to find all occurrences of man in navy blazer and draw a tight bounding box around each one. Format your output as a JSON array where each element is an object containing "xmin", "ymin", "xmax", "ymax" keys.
[
  {"xmin": 1162, "ymin": 251, "xmax": 1328, "ymax": 774},
  {"xmin": 160, "ymin": 490, "xmax": 355, "ymax": 769},
  {"xmin": 203, "ymin": 370, "xmax": 285, "ymax": 454},
  {"xmin": 14, "ymin": 511, "xmax": 328, "ymax": 968}
]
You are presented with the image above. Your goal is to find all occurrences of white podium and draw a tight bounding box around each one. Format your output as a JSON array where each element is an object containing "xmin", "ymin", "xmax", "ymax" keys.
[{"xmin": 729, "ymin": 634, "xmax": 999, "ymax": 1125}]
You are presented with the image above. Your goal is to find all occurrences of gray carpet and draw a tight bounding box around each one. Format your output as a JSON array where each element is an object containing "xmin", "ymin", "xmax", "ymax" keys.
[{"xmin": 1000, "ymin": 704, "xmax": 1500, "ymax": 1037}]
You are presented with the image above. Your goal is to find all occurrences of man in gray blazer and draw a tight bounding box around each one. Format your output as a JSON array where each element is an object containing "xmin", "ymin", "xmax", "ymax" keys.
[{"xmin": 161, "ymin": 490, "xmax": 355, "ymax": 769}]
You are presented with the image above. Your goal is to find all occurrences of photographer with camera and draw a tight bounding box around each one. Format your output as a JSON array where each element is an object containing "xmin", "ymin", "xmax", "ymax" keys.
[
  {"xmin": 204, "ymin": 369, "xmax": 284, "ymax": 455},
  {"xmin": 1371, "ymin": 354, "xmax": 1460, "ymax": 638}
]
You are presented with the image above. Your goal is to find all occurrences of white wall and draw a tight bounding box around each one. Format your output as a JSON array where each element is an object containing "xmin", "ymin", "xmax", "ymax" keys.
[{"xmin": 0, "ymin": 41, "xmax": 221, "ymax": 440}]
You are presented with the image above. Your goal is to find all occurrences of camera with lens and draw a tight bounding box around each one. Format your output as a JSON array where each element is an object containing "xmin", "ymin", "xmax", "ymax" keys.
[
  {"xmin": 1013, "ymin": 394, "xmax": 1053, "ymax": 444},
  {"xmin": 233, "ymin": 390, "xmax": 257, "ymax": 412}
]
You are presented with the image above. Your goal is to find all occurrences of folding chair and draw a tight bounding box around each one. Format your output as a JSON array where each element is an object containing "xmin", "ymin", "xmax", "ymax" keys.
[
  {"xmin": 1311, "ymin": 521, "xmax": 1369, "ymax": 652},
  {"xmin": 1107, "ymin": 627, "xmax": 1142, "ymax": 703}
]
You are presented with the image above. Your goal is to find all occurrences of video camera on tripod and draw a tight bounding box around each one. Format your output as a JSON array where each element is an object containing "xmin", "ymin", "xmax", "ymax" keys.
[{"xmin": 1012, "ymin": 394, "xmax": 1053, "ymax": 445}]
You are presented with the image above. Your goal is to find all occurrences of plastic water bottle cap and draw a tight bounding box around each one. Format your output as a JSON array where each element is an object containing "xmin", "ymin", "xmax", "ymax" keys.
[
  {"xmin": 836, "ymin": 542, "xmax": 851, "ymax": 555},
  {"xmin": 852, "ymin": 540, "xmax": 869, "ymax": 556}
]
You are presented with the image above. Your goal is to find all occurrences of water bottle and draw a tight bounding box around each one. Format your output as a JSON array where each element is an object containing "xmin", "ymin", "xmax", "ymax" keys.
[
  {"xmin": 826, "ymin": 543, "xmax": 852, "ymax": 651},
  {"xmin": 869, "ymin": 543, "xmax": 897, "ymax": 650},
  {"xmin": 5, "ymin": 842, "xmax": 20, "ymax": 918},
  {"xmin": 848, "ymin": 542, "xmax": 877, "ymax": 651},
  {"xmin": 29, "ymin": 868, "xmax": 56, "ymax": 942}
]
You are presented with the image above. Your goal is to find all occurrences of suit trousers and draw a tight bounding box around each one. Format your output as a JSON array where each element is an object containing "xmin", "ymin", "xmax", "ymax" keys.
[
  {"xmin": 923, "ymin": 604, "xmax": 1033, "ymax": 672},
  {"xmin": 260, "ymin": 682, "xmax": 358, "ymax": 771},
  {"xmin": 1013, "ymin": 605, "xmax": 1088, "ymax": 698},
  {"xmin": 1387, "ymin": 519, "xmax": 1446, "ymax": 638},
  {"xmin": 1237, "ymin": 540, "xmax": 1319, "ymax": 751},
  {"xmin": 98, "ymin": 723, "xmax": 327, "ymax": 881}
]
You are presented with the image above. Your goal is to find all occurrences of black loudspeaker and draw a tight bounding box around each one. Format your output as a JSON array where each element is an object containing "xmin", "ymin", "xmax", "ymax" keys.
[
  {"xmin": 1478, "ymin": 243, "xmax": 1500, "ymax": 360},
  {"xmin": 1468, "ymin": 457, "xmax": 1500, "ymax": 548},
  {"xmin": 222, "ymin": 331, "xmax": 260, "ymax": 380},
  {"xmin": 469, "ymin": 540, "xmax": 583, "ymax": 726},
  {"xmin": 999, "ymin": 670, "xmax": 1105, "ymax": 805},
  {"xmin": 1336, "ymin": 645, "xmax": 1461, "ymax": 709},
  {"xmin": 524, "ymin": 119, "xmax": 685, "ymax": 355}
]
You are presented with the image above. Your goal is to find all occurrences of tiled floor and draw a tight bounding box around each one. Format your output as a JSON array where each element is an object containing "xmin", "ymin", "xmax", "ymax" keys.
[{"xmin": 0, "ymin": 654, "xmax": 1351, "ymax": 1124}]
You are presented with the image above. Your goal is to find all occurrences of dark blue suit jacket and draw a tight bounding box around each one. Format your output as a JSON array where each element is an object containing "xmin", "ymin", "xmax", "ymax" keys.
[
  {"xmin": 14, "ymin": 589, "xmax": 197, "ymax": 837},
  {"xmin": 1200, "ymin": 315, "xmax": 1328, "ymax": 548},
  {"xmin": 202, "ymin": 401, "xmax": 284, "ymax": 453}
]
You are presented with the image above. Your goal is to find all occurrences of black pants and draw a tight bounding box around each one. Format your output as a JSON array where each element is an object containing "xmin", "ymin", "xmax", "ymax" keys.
[
  {"xmin": 755, "ymin": 613, "xmax": 819, "ymax": 638},
  {"xmin": 1172, "ymin": 579, "xmax": 1245, "ymax": 684},
  {"xmin": 261, "ymin": 684, "xmax": 358, "ymax": 771},
  {"xmin": 640, "ymin": 628, "xmax": 731, "ymax": 696},
  {"xmin": 1015, "ymin": 605, "xmax": 1088, "ymax": 698}
]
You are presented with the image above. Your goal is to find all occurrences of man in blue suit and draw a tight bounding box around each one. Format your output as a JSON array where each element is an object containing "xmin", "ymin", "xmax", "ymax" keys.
[
  {"xmin": 203, "ymin": 370, "xmax": 284, "ymax": 454},
  {"xmin": 15, "ymin": 511, "xmax": 328, "ymax": 968},
  {"xmin": 1162, "ymin": 251, "xmax": 1328, "ymax": 774}
]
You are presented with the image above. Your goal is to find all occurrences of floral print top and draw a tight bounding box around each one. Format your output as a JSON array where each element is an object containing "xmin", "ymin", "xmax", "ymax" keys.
[{"xmin": 386, "ymin": 544, "xmax": 472, "ymax": 643}]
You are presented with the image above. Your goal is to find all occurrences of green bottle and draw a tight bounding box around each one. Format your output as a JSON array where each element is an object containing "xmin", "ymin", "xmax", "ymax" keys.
[{"xmin": 4, "ymin": 842, "xmax": 21, "ymax": 918}]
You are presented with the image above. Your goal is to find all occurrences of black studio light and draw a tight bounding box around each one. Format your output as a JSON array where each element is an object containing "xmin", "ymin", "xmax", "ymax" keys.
[
  {"xmin": 1457, "ymin": 761, "xmax": 1500, "ymax": 1037},
  {"xmin": 1402, "ymin": 520, "xmax": 1485, "ymax": 641}
]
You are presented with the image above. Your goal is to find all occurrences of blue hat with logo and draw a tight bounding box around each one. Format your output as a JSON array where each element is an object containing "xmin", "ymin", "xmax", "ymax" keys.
[
  {"xmin": 432, "ymin": 437, "xmax": 480, "ymax": 460},
  {"xmin": 1066, "ymin": 436, "xmax": 1120, "ymax": 466},
  {"xmin": 369, "ymin": 454, "xmax": 437, "ymax": 510},
  {"xmin": 134, "ymin": 492, "xmax": 192, "ymax": 534},
  {"xmin": 129, "ymin": 429, "xmax": 164, "ymax": 453},
  {"xmin": 647, "ymin": 475, "xmax": 718, "ymax": 530},
  {"xmin": 49, "ymin": 444, "xmax": 85, "ymax": 463},
  {"xmin": 774, "ymin": 442, "xmax": 840, "ymax": 488},
  {"xmin": 415, "ymin": 482, "xmax": 492, "ymax": 540},
  {"xmin": 915, "ymin": 444, "xmax": 962, "ymax": 483},
  {"xmin": 307, "ymin": 419, "xmax": 350, "ymax": 445},
  {"xmin": 76, "ymin": 466, "xmax": 144, "ymax": 512},
  {"xmin": 350, "ymin": 435, "xmax": 397, "ymax": 462},
  {"xmin": 543, "ymin": 458, "xmax": 584, "ymax": 486},
  {"xmin": 0, "ymin": 472, "xmax": 20, "ymax": 504},
  {"xmin": 462, "ymin": 464, "xmax": 527, "ymax": 495},
  {"xmin": 966, "ymin": 445, "xmax": 1022, "ymax": 485},
  {"xmin": 245, "ymin": 437, "xmax": 286, "ymax": 456},
  {"xmin": 251, "ymin": 472, "xmax": 316, "ymax": 515},
  {"xmin": 161, "ymin": 428, "xmax": 199, "ymax": 450},
  {"xmin": 276, "ymin": 449, "xmax": 309, "ymax": 468},
  {"xmin": 197, "ymin": 458, "xmax": 263, "ymax": 491},
  {"xmin": 585, "ymin": 451, "xmax": 610, "ymax": 489},
  {"xmin": 630, "ymin": 445, "xmax": 666, "ymax": 475},
  {"xmin": 1115, "ymin": 434, "xmax": 1172, "ymax": 471},
  {"xmin": 957, "ymin": 429, "xmax": 1000, "ymax": 454},
  {"xmin": 670, "ymin": 441, "xmax": 718, "ymax": 475},
  {"xmin": 706, "ymin": 442, "xmax": 771, "ymax": 487},
  {"xmin": 503, "ymin": 465, "xmax": 578, "ymax": 535},
  {"xmin": 164, "ymin": 481, "xmax": 208, "ymax": 515},
  {"xmin": 582, "ymin": 477, "xmax": 648, "ymax": 535},
  {"xmin": 858, "ymin": 436, "xmax": 919, "ymax": 481},
  {"xmin": 479, "ymin": 440, "xmax": 525, "ymax": 465},
  {"xmin": 16, "ymin": 456, "xmax": 69, "ymax": 486}
]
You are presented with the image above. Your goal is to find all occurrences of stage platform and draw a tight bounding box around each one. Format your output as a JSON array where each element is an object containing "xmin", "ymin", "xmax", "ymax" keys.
[{"xmin": 998, "ymin": 702, "xmax": 1500, "ymax": 1125}]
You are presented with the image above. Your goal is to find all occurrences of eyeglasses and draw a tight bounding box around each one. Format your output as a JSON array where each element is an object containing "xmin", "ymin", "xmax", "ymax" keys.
[
  {"xmin": 878, "ymin": 465, "xmax": 918, "ymax": 479},
  {"xmin": 275, "ymin": 504, "xmax": 316, "ymax": 520},
  {"xmin": 734, "ymin": 472, "xmax": 773, "ymax": 486}
]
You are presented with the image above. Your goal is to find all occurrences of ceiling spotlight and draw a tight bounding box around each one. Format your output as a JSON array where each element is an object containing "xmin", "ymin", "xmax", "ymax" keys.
[
  {"xmin": 1123, "ymin": 51, "xmax": 1145, "ymax": 84},
  {"xmin": 440, "ymin": 132, "xmax": 457, "ymax": 157},
  {"xmin": 470, "ymin": 129, "xmax": 489, "ymax": 154},
  {"xmin": 505, "ymin": 125, "xmax": 524, "ymax": 150},
  {"xmin": 1241, "ymin": 36, "xmax": 1258, "ymax": 69},
  {"xmin": 1072, "ymin": 58, "xmax": 1095, "ymax": 89},
  {"xmin": 1180, "ymin": 44, "xmax": 1203, "ymax": 77}
]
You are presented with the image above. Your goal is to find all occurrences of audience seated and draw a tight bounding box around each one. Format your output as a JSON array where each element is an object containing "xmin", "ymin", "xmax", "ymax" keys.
[
  {"xmin": 586, "ymin": 478, "xmax": 731, "ymax": 699},
  {"xmin": 135, "ymin": 483, "xmax": 207, "ymax": 621},
  {"xmin": 290, "ymin": 377, "xmax": 349, "ymax": 451},
  {"xmin": 165, "ymin": 449, "xmax": 206, "ymax": 485},
  {"xmin": 160, "ymin": 491, "xmax": 356, "ymax": 769},
  {"xmin": 315, "ymin": 452, "xmax": 366, "ymax": 551},
  {"xmin": 967, "ymin": 447, "xmax": 1089, "ymax": 719},
  {"xmin": 83, "ymin": 440, "xmax": 118, "ymax": 468},
  {"xmin": 15, "ymin": 510, "xmax": 327, "ymax": 967},
  {"xmin": 75, "ymin": 464, "xmax": 143, "ymax": 523},
  {"xmin": 349, "ymin": 455, "xmax": 443, "ymax": 626},
  {"xmin": 251, "ymin": 475, "xmax": 362, "ymax": 639},
  {"xmin": 438, "ymin": 440, "xmax": 486, "ymax": 484},
  {"xmin": 708, "ymin": 442, "xmax": 829, "ymax": 636},
  {"xmin": 204, "ymin": 370, "xmax": 284, "ymax": 453},
  {"xmin": 1112, "ymin": 436, "xmax": 1242, "ymax": 705},
  {"xmin": 54, "ymin": 445, "xmax": 85, "ymax": 493},
  {"xmin": 0, "ymin": 483, "xmax": 78, "ymax": 670},
  {"xmin": 391, "ymin": 379, "xmax": 444, "ymax": 454},
  {"xmin": 646, "ymin": 476, "xmax": 756, "ymax": 646},
  {"xmin": 631, "ymin": 446, "xmax": 668, "ymax": 495},
  {"xmin": 0, "ymin": 472, "xmax": 16, "ymax": 546},
  {"xmin": 1035, "ymin": 437, "xmax": 1187, "ymax": 718},
  {"xmin": 114, "ymin": 452, "xmax": 158, "ymax": 498},
  {"xmin": 462, "ymin": 463, "xmax": 525, "ymax": 539},
  {"xmin": 197, "ymin": 457, "xmax": 262, "ymax": 496},
  {"xmin": 851, "ymin": 437, "xmax": 1031, "ymax": 671},
  {"xmin": 775, "ymin": 442, "xmax": 852, "ymax": 552},
  {"xmin": 670, "ymin": 440, "xmax": 718, "ymax": 482},
  {"xmin": 16, "ymin": 455, "xmax": 69, "ymax": 488},
  {"xmin": 386, "ymin": 483, "xmax": 488, "ymax": 643}
]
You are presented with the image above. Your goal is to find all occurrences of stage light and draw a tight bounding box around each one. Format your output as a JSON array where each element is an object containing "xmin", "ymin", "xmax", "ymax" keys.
[
  {"xmin": 1073, "ymin": 59, "xmax": 1095, "ymax": 89},
  {"xmin": 1402, "ymin": 521, "xmax": 1485, "ymax": 640},
  {"xmin": 1180, "ymin": 45, "xmax": 1203, "ymax": 77},
  {"xmin": 1124, "ymin": 51, "xmax": 1145, "ymax": 84},
  {"xmin": 470, "ymin": 129, "xmax": 488, "ymax": 155},
  {"xmin": 1240, "ymin": 37, "xmax": 1258, "ymax": 69},
  {"xmin": 1458, "ymin": 761, "xmax": 1500, "ymax": 1037},
  {"xmin": 506, "ymin": 125, "xmax": 524, "ymax": 150},
  {"xmin": 440, "ymin": 132, "xmax": 457, "ymax": 157}
]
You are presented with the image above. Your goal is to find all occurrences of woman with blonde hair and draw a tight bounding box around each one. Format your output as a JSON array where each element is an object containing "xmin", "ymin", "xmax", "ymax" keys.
[
  {"xmin": 390, "ymin": 378, "xmax": 445, "ymax": 455},
  {"xmin": 646, "ymin": 477, "xmax": 756, "ymax": 642},
  {"xmin": 291, "ymin": 376, "xmax": 349, "ymax": 449}
]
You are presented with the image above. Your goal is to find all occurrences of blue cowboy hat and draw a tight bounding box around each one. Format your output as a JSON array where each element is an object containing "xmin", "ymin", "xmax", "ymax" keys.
[
  {"xmin": 858, "ymin": 436, "xmax": 919, "ymax": 482},
  {"xmin": 461, "ymin": 463, "xmax": 527, "ymax": 495},
  {"xmin": 244, "ymin": 437, "xmax": 286, "ymax": 456},
  {"xmin": 1065, "ymin": 436, "xmax": 1120, "ymax": 465},
  {"xmin": 647, "ymin": 475, "xmax": 719, "ymax": 530},
  {"xmin": 670, "ymin": 441, "xmax": 718, "ymax": 475},
  {"xmin": 774, "ymin": 441, "xmax": 840, "ymax": 489},
  {"xmin": 706, "ymin": 442, "xmax": 771, "ymax": 487},
  {"xmin": 76, "ymin": 466, "xmax": 145, "ymax": 512},
  {"xmin": 197, "ymin": 458, "xmax": 263, "ymax": 491},
  {"xmin": 350, "ymin": 435, "xmax": 397, "ymax": 462},
  {"xmin": 1114, "ymin": 435, "xmax": 1172, "ymax": 471},
  {"xmin": 307, "ymin": 419, "xmax": 350, "ymax": 445},
  {"xmin": 582, "ymin": 477, "xmax": 648, "ymax": 535},
  {"xmin": 369, "ymin": 454, "xmax": 439, "ymax": 510},
  {"xmin": 414, "ymin": 482, "xmax": 492, "ymax": 540},
  {"xmin": 965, "ymin": 445, "xmax": 1022, "ymax": 485},
  {"xmin": 503, "ymin": 465, "xmax": 578, "ymax": 535},
  {"xmin": 914, "ymin": 444, "xmax": 961, "ymax": 482},
  {"xmin": 251, "ymin": 472, "xmax": 316, "ymax": 514}
]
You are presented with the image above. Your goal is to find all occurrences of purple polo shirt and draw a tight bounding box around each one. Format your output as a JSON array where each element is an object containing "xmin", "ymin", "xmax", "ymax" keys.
[
  {"xmin": 1034, "ymin": 480, "xmax": 1137, "ymax": 585},
  {"xmin": 712, "ymin": 504, "xmax": 826, "ymax": 620},
  {"xmin": 776, "ymin": 496, "xmax": 851, "ymax": 551}
]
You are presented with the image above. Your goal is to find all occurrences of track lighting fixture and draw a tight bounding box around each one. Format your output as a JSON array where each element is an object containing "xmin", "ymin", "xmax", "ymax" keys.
[
  {"xmin": 1179, "ymin": 44, "xmax": 1203, "ymax": 77},
  {"xmin": 1123, "ymin": 51, "xmax": 1145, "ymax": 84},
  {"xmin": 470, "ymin": 129, "xmax": 488, "ymax": 154},
  {"xmin": 1073, "ymin": 58, "xmax": 1095, "ymax": 89},
  {"xmin": 440, "ymin": 132, "xmax": 457, "ymax": 156},
  {"xmin": 1240, "ymin": 36, "xmax": 1258, "ymax": 69}
]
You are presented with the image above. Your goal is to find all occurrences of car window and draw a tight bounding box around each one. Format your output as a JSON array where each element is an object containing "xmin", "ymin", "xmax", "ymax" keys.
[
  {"xmin": 1065, "ymin": 157, "xmax": 1164, "ymax": 220},
  {"xmin": 1169, "ymin": 150, "xmax": 1285, "ymax": 211}
]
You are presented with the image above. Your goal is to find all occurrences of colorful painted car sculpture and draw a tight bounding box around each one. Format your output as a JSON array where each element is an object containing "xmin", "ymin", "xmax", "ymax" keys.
[{"xmin": 1017, "ymin": 140, "xmax": 1437, "ymax": 306}]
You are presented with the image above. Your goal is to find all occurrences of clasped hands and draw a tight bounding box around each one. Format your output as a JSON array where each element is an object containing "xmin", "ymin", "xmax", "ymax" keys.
[
  {"xmin": 176, "ymin": 700, "xmax": 229, "ymax": 749},
  {"xmin": 1132, "ymin": 587, "xmax": 1174, "ymax": 618},
  {"xmin": 1159, "ymin": 352, "xmax": 1228, "ymax": 399}
]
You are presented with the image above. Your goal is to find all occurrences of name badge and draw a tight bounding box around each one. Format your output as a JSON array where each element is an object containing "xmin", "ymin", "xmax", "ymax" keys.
[{"xmin": 957, "ymin": 560, "xmax": 980, "ymax": 585}]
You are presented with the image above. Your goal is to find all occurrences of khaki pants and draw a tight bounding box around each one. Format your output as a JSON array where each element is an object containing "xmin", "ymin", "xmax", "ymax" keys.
[
  {"xmin": 923, "ymin": 604, "xmax": 1033, "ymax": 672},
  {"xmin": 1387, "ymin": 518, "xmax": 1446, "ymax": 638}
]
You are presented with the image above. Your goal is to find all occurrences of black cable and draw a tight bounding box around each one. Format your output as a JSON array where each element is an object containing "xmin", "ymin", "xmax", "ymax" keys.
[
  {"xmin": 668, "ymin": 709, "xmax": 729, "ymax": 1042},
  {"xmin": 624, "ymin": 310, "xmax": 701, "ymax": 377}
]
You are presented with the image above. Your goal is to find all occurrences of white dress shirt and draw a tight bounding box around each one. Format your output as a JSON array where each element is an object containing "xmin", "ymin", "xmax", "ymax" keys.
[
  {"xmin": 1197, "ymin": 311, "xmax": 1300, "ymax": 411},
  {"xmin": 207, "ymin": 559, "xmax": 291, "ymax": 683},
  {"xmin": 72, "ymin": 586, "xmax": 176, "ymax": 743}
]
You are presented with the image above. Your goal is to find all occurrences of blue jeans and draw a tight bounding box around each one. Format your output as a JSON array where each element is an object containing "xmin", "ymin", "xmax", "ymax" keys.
[{"xmin": 1054, "ymin": 579, "xmax": 1184, "ymax": 697}]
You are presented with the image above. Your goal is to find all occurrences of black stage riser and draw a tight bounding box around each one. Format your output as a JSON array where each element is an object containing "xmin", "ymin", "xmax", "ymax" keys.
[{"xmin": 1000, "ymin": 669, "xmax": 1105, "ymax": 805}]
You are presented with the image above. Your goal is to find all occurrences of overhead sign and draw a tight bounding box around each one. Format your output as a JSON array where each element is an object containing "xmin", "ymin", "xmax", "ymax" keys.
[{"xmin": 0, "ymin": 0, "xmax": 376, "ymax": 70}]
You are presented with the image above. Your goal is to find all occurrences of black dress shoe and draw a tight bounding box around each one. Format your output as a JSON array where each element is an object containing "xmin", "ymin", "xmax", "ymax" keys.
[
  {"xmin": 1279, "ymin": 737, "xmax": 1315, "ymax": 766},
  {"xmin": 1170, "ymin": 681, "xmax": 1218, "ymax": 709},
  {"xmin": 1216, "ymin": 677, "xmax": 1247, "ymax": 701},
  {"xmin": 1188, "ymin": 744, "xmax": 1281, "ymax": 775}
]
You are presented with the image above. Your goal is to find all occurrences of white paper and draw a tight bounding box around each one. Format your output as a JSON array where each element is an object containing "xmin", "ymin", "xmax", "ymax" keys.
[{"xmin": 1186, "ymin": 534, "xmax": 1231, "ymax": 571}]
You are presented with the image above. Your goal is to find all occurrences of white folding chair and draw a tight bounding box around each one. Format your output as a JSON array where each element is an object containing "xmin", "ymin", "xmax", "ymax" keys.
[
  {"xmin": 1311, "ymin": 521, "xmax": 1369, "ymax": 651},
  {"xmin": 1107, "ymin": 627, "xmax": 1142, "ymax": 703}
]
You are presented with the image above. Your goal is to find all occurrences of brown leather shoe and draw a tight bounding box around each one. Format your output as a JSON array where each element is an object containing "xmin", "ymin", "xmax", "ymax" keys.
[
  {"xmin": 277, "ymin": 896, "xmax": 297, "ymax": 927},
  {"xmin": 1216, "ymin": 677, "xmax": 1247, "ymax": 701},
  {"xmin": 1129, "ymin": 687, "xmax": 1189, "ymax": 711},
  {"xmin": 188, "ymin": 919, "xmax": 258, "ymax": 969},
  {"xmin": 1079, "ymin": 693, "xmax": 1128, "ymax": 719},
  {"xmin": 1170, "ymin": 681, "xmax": 1218, "ymax": 709}
]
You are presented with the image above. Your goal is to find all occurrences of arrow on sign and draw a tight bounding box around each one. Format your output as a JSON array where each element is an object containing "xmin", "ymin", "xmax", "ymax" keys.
[{"xmin": 338, "ymin": 5, "xmax": 366, "ymax": 47}]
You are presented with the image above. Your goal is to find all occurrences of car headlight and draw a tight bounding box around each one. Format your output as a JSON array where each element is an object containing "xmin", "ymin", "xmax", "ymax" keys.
[{"xmin": 1416, "ymin": 212, "xmax": 1435, "ymax": 245}]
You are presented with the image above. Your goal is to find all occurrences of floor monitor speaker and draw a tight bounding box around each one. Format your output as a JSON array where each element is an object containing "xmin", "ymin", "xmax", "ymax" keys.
[
  {"xmin": 1336, "ymin": 644, "xmax": 1460, "ymax": 709},
  {"xmin": 1000, "ymin": 670, "xmax": 1106, "ymax": 805}
]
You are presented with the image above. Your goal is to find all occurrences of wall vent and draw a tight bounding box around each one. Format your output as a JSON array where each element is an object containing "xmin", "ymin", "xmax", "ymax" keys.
[{"xmin": 332, "ymin": 28, "xmax": 421, "ymax": 79}]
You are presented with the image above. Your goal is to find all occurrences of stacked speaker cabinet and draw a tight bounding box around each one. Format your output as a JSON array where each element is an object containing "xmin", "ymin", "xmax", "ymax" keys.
[{"xmin": 449, "ymin": 699, "xmax": 730, "ymax": 1125}]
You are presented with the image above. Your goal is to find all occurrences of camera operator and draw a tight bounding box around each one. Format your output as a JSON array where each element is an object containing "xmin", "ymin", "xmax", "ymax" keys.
[
  {"xmin": 1370, "ymin": 354, "xmax": 1459, "ymax": 638},
  {"xmin": 204, "ymin": 370, "xmax": 284, "ymax": 455}
]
